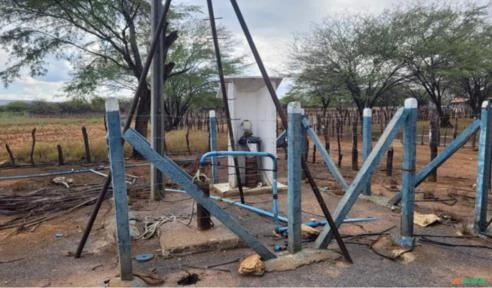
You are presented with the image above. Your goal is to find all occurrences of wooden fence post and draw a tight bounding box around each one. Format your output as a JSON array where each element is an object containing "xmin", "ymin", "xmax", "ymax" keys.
[
  {"xmin": 81, "ymin": 126, "xmax": 91, "ymax": 163},
  {"xmin": 57, "ymin": 144, "xmax": 64, "ymax": 166},
  {"xmin": 428, "ymin": 116, "xmax": 439, "ymax": 182},
  {"xmin": 5, "ymin": 144, "xmax": 15, "ymax": 167},
  {"xmin": 351, "ymin": 119, "xmax": 358, "ymax": 170},
  {"xmin": 30, "ymin": 128, "xmax": 36, "ymax": 166}
]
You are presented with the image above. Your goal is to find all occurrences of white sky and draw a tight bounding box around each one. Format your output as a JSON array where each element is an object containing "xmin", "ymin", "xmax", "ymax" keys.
[{"xmin": 0, "ymin": 0, "xmax": 476, "ymax": 101}]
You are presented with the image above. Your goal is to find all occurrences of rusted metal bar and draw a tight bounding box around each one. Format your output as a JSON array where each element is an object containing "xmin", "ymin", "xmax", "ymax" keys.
[
  {"xmin": 230, "ymin": 0, "xmax": 350, "ymax": 254},
  {"xmin": 207, "ymin": 0, "xmax": 246, "ymax": 204}
]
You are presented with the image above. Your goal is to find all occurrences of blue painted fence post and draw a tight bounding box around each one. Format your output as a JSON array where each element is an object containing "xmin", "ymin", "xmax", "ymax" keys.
[
  {"xmin": 209, "ymin": 110, "xmax": 219, "ymax": 184},
  {"xmin": 400, "ymin": 98, "xmax": 418, "ymax": 247},
  {"xmin": 105, "ymin": 98, "xmax": 133, "ymax": 280},
  {"xmin": 474, "ymin": 100, "xmax": 492, "ymax": 233},
  {"xmin": 362, "ymin": 108, "xmax": 372, "ymax": 195},
  {"xmin": 287, "ymin": 102, "xmax": 304, "ymax": 253}
]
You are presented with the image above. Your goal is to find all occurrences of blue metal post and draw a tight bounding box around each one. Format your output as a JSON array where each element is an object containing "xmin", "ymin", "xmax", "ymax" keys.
[
  {"xmin": 301, "ymin": 117, "xmax": 349, "ymax": 190},
  {"xmin": 209, "ymin": 110, "xmax": 219, "ymax": 184},
  {"xmin": 315, "ymin": 107, "xmax": 409, "ymax": 249},
  {"xmin": 474, "ymin": 100, "xmax": 492, "ymax": 233},
  {"xmin": 287, "ymin": 102, "xmax": 303, "ymax": 253},
  {"xmin": 400, "ymin": 98, "xmax": 418, "ymax": 247},
  {"xmin": 105, "ymin": 98, "xmax": 133, "ymax": 281},
  {"xmin": 362, "ymin": 108, "xmax": 372, "ymax": 195}
]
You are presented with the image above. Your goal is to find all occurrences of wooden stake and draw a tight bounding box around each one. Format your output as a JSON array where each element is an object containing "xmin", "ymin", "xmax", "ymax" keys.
[
  {"xmin": 57, "ymin": 144, "xmax": 64, "ymax": 166},
  {"xmin": 5, "ymin": 144, "xmax": 15, "ymax": 167},
  {"xmin": 30, "ymin": 128, "xmax": 36, "ymax": 167},
  {"xmin": 81, "ymin": 126, "xmax": 91, "ymax": 163}
]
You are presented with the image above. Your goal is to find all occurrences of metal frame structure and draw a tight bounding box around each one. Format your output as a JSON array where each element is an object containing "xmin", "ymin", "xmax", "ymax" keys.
[
  {"xmin": 385, "ymin": 101, "xmax": 491, "ymax": 234},
  {"xmin": 311, "ymin": 99, "xmax": 418, "ymax": 248}
]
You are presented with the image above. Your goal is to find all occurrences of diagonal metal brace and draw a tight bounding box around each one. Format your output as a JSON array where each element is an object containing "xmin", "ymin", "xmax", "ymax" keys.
[
  {"xmin": 315, "ymin": 108, "xmax": 409, "ymax": 249},
  {"xmin": 388, "ymin": 119, "xmax": 481, "ymax": 206},
  {"xmin": 123, "ymin": 128, "xmax": 276, "ymax": 260},
  {"xmin": 301, "ymin": 117, "xmax": 349, "ymax": 190}
]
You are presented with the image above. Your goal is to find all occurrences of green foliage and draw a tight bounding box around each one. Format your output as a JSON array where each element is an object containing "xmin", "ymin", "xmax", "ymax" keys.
[
  {"xmin": 27, "ymin": 100, "xmax": 61, "ymax": 114},
  {"xmin": 0, "ymin": 101, "xmax": 29, "ymax": 113},
  {"xmin": 290, "ymin": 1, "xmax": 492, "ymax": 121},
  {"xmin": 163, "ymin": 16, "xmax": 243, "ymax": 130},
  {"xmin": 290, "ymin": 13, "xmax": 408, "ymax": 115},
  {"xmin": 390, "ymin": 2, "xmax": 490, "ymax": 119},
  {"xmin": 0, "ymin": 1, "xmax": 244, "ymax": 133}
]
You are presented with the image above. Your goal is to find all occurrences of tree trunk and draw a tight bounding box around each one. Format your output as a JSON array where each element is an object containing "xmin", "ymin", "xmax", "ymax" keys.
[
  {"xmin": 435, "ymin": 104, "xmax": 453, "ymax": 128},
  {"xmin": 133, "ymin": 87, "xmax": 151, "ymax": 158}
]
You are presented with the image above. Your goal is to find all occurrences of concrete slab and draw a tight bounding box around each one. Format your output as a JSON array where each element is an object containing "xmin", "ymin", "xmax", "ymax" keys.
[
  {"xmin": 159, "ymin": 218, "xmax": 246, "ymax": 257},
  {"xmin": 212, "ymin": 182, "xmax": 287, "ymax": 198},
  {"xmin": 264, "ymin": 248, "xmax": 341, "ymax": 272}
]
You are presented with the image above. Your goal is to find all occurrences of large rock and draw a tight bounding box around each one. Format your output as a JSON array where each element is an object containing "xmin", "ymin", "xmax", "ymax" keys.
[{"xmin": 238, "ymin": 254, "xmax": 265, "ymax": 276}]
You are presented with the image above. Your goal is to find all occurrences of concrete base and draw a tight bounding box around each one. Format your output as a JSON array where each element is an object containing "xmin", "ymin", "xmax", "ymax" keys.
[
  {"xmin": 212, "ymin": 182, "xmax": 287, "ymax": 198},
  {"xmin": 108, "ymin": 277, "xmax": 147, "ymax": 287},
  {"xmin": 159, "ymin": 218, "xmax": 245, "ymax": 257},
  {"xmin": 264, "ymin": 249, "xmax": 341, "ymax": 272}
]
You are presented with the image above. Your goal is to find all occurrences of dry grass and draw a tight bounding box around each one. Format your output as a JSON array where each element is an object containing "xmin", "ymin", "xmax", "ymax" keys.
[{"xmin": 0, "ymin": 113, "xmax": 227, "ymax": 163}]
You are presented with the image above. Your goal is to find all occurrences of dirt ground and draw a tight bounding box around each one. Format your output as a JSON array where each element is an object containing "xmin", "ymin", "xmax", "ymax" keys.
[{"xmin": 0, "ymin": 141, "xmax": 491, "ymax": 287}]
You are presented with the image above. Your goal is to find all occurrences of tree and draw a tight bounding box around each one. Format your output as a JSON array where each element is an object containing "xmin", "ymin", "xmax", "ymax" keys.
[
  {"xmin": 162, "ymin": 18, "xmax": 242, "ymax": 130},
  {"xmin": 0, "ymin": 0, "xmax": 193, "ymax": 137},
  {"xmin": 450, "ymin": 23, "xmax": 492, "ymax": 116},
  {"xmin": 290, "ymin": 14, "xmax": 408, "ymax": 118},
  {"xmin": 391, "ymin": 3, "xmax": 490, "ymax": 126}
]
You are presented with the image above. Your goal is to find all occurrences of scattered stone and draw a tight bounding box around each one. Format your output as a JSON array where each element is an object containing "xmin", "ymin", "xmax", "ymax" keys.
[
  {"xmin": 400, "ymin": 252, "xmax": 416, "ymax": 264},
  {"xmin": 414, "ymin": 212, "xmax": 441, "ymax": 227},
  {"xmin": 52, "ymin": 176, "xmax": 73, "ymax": 188},
  {"xmin": 301, "ymin": 224, "xmax": 319, "ymax": 239},
  {"xmin": 264, "ymin": 249, "xmax": 340, "ymax": 272},
  {"xmin": 238, "ymin": 254, "xmax": 265, "ymax": 276}
]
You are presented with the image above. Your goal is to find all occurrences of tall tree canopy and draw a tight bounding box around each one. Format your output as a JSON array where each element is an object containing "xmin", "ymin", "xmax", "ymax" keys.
[
  {"xmin": 391, "ymin": 3, "xmax": 490, "ymax": 125},
  {"xmin": 290, "ymin": 2, "xmax": 492, "ymax": 126},
  {"xmin": 290, "ymin": 14, "xmax": 408, "ymax": 118},
  {"xmin": 0, "ymin": 0, "xmax": 242, "ymax": 134}
]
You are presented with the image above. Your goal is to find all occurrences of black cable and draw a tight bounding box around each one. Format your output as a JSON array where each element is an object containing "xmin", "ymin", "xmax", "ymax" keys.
[{"xmin": 419, "ymin": 236, "xmax": 492, "ymax": 250}]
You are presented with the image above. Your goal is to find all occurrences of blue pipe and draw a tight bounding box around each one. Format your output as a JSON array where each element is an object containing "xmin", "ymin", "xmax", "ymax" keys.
[
  {"xmin": 165, "ymin": 188, "xmax": 378, "ymax": 225},
  {"xmin": 199, "ymin": 151, "xmax": 279, "ymax": 225}
]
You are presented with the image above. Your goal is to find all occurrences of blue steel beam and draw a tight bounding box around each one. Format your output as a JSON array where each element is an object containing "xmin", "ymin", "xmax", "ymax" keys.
[
  {"xmin": 389, "ymin": 119, "xmax": 481, "ymax": 205},
  {"xmin": 314, "ymin": 107, "xmax": 409, "ymax": 249},
  {"xmin": 105, "ymin": 98, "xmax": 133, "ymax": 280},
  {"xmin": 287, "ymin": 102, "xmax": 304, "ymax": 253},
  {"xmin": 474, "ymin": 100, "xmax": 492, "ymax": 233},
  {"xmin": 362, "ymin": 108, "xmax": 373, "ymax": 195},
  {"xmin": 400, "ymin": 98, "xmax": 418, "ymax": 247},
  {"xmin": 301, "ymin": 117, "xmax": 349, "ymax": 190},
  {"xmin": 123, "ymin": 129, "xmax": 276, "ymax": 260},
  {"xmin": 208, "ymin": 110, "xmax": 219, "ymax": 184}
]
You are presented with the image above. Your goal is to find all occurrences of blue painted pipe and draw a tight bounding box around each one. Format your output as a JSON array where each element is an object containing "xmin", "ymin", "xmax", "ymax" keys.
[
  {"xmin": 199, "ymin": 151, "xmax": 279, "ymax": 225},
  {"xmin": 165, "ymin": 188, "xmax": 378, "ymax": 225}
]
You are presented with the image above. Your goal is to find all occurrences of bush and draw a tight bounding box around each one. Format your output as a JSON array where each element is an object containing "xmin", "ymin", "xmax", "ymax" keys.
[
  {"xmin": 1, "ymin": 101, "xmax": 29, "ymax": 113},
  {"xmin": 28, "ymin": 100, "xmax": 61, "ymax": 114}
]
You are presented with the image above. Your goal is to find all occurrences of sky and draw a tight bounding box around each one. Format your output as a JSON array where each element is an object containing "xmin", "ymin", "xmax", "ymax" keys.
[{"xmin": 0, "ymin": 0, "xmax": 438, "ymax": 101}]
